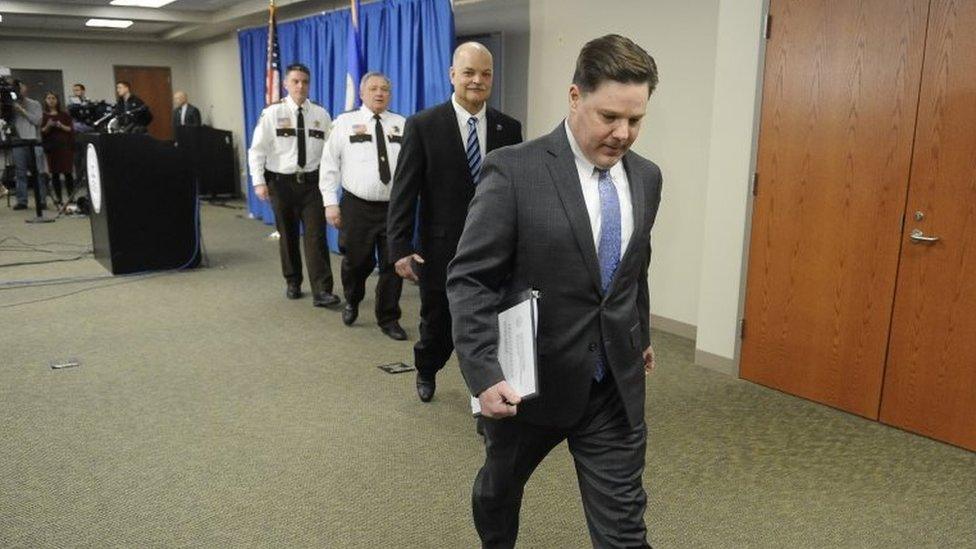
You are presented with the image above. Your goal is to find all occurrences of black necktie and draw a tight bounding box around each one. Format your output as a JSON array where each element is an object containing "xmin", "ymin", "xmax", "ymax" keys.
[
  {"xmin": 374, "ymin": 114, "xmax": 391, "ymax": 184},
  {"xmin": 297, "ymin": 106, "xmax": 306, "ymax": 168}
]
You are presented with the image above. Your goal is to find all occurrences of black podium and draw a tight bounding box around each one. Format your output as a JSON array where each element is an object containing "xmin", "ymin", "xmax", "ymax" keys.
[
  {"xmin": 174, "ymin": 126, "xmax": 237, "ymax": 198},
  {"xmin": 83, "ymin": 133, "xmax": 200, "ymax": 275}
]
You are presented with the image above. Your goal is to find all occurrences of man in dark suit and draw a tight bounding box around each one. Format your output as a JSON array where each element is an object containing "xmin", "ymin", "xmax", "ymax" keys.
[
  {"xmin": 447, "ymin": 34, "xmax": 662, "ymax": 547},
  {"xmin": 387, "ymin": 41, "xmax": 522, "ymax": 403},
  {"xmin": 172, "ymin": 91, "xmax": 202, "ymax": 128},
  {"xmin": 112, "ymin": 81, "xmax": 152, "ymax": 133}
]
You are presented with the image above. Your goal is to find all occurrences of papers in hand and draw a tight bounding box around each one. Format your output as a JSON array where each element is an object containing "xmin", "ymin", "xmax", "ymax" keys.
[{"xmin": 471, "ymin": 289, "xmax": 540, "ymax": 416}]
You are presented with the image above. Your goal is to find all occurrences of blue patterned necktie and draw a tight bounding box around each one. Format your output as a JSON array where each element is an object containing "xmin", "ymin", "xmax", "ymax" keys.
[
  {"xmin": 594, "ymin": 167, "xmax": 621, "ymax": 382},
  {"xmin": 466, "ymin": 116, "xmax": 482, "ymax": 183}
]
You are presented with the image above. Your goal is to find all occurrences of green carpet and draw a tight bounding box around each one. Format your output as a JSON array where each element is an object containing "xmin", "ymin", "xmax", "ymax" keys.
[{"xmin": 1, "ymin": 202, "xmax": 974, "ymax": 548}]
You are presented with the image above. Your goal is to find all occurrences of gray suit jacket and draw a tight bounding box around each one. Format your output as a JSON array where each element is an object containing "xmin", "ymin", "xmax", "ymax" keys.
[{"xmin": 447, "ymin": 123, "xmax": 663, "ymax": 428}]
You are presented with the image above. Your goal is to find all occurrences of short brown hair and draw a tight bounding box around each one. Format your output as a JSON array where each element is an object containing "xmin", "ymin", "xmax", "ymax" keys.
[{"xmin": 572, "ymin": 34, "xmax": 658, "ymax": 96}]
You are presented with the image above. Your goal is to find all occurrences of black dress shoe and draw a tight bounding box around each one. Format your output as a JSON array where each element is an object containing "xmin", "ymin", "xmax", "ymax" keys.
[
  {"xmin": 342, "ymin": 303, "xmax": 358, "ymax": 325},
  {"xmin": 380, "ymin": 322, "xmax": 407, "ymax": 341},
  {"xmin": 416, "ymin": 374, "xmax": 436, "ymax": 403},
  {"xmin": 286, "ymin": 283, "xmax": 302, "ymax": 299},
  {"xmin": 13, "ymin": 203, "xmax": 28, "ymax": 211},
  {"xmin": 313, "ymin": 292, "xmax": 342, "ymax": 308}
]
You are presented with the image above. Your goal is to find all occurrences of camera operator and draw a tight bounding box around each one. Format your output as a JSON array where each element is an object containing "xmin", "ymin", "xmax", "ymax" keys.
[
  {"xmin": 10, "ymin": 79, "xmax": 48, "ymax": 211},
  {"xmin": 111, "ymin": 80, "xmax": 152, "ymax": 134}
]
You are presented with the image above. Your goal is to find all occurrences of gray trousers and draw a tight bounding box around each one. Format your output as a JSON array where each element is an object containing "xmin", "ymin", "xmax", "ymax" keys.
[{"xmin": 473, "ymin": 378, "xmax": 651, "ymax": 548}]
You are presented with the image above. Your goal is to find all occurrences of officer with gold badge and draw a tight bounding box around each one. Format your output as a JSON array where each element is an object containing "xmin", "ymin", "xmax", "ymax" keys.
[
  {"xmin": 319, "ymin": 72, "xmax": 408, "ymax": 340},
  {"xmin": 249, "ymin": 63, "xmax": 341, "ymax": 309}
]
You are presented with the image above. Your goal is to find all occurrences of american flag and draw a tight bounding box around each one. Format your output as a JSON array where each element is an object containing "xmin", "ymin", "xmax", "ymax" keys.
[{"xmin": 265, "ymin": 0, "xmax": 281, "ymax": 106}]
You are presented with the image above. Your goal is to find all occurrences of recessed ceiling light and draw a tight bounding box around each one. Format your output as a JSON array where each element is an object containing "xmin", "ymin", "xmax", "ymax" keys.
[
  {"xmin": 110, "ymin": 0, "xmax": 178, "ymax": 7},
  {"xmin": 86, "ymin": 18, "xmax": 134, "ymax": 28}
]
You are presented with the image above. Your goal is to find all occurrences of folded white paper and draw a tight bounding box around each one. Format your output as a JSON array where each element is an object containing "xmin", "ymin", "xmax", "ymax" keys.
[{"xmin": 471, "ymin": 290, "xmax": 539, "ymax": 416}]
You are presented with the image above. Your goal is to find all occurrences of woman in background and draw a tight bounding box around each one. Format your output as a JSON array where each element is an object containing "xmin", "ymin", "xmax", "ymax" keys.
[{"xmin": 41, "ymin": 91, "xmax": 75, "ymax": 206}]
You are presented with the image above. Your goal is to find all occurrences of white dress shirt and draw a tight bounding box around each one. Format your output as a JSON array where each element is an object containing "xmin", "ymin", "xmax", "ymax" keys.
[
  {"xmin": 319, "ymin": 105, "xmax": 407, "ymax": 206},
  {"xmin": 180, "ymin": 104, "xmax": 188, "ymax": 125},
  {"xmin": 451, "ymin": 93, "xmax": 487, "ymax": 162},
  {"xmin": 565, "ymin": 120, "xmax": 633, "ymax": 259},
  {"xmin": 248, "ymin": 95, "xmax": 332, "ymax": 187}
]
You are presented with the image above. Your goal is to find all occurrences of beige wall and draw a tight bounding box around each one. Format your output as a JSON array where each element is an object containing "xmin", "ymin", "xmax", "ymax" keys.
[
  {"xmin": 0, "ymin": 38, "xmax": 192, "ymax": 107},
  {"xmin": 527, "ymin": 0, "xmax": 768, "ymax": 370},
  {"xmin": 528, "ymin": 0, "xmax": 721, "ymax": 328},
  {"xmin": 185, "ymin": 33, "xmax": 248, "ymax": 192},
  {"xmin": 694, "ymin": 0, "xmax": 767, "ymax": 371}
]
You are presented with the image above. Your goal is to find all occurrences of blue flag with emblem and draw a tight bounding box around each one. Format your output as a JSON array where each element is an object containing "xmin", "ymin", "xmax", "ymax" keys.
[{"xmin": 344, "ymin": 0, "xmax": 364, "ymax": 111}]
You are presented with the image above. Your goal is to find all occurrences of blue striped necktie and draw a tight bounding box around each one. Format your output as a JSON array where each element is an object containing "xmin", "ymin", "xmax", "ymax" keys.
[
  {"xmin": 466, "ymin": 116, "xmax": 482, "ymax": 183},
  {"xmin": 594, "ymin": 168, "xmax": 622, "ymax": 382}
]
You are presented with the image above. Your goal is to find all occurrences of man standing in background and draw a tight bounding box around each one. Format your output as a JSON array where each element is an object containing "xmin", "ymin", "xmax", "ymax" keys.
[
  {"xmin": 448, "ymin": 34, "xmax": 662, "ymax": 547},
  {"xmin": 249, "ymin": 63, "xmax": 341, "ymax": 309},
  {"xmin": 68, "ymin": 83, "xmax": 94, "ymax": 133},
  {"xmin": 10, "ymin": 80, "xmax": 48, "ymax": 211},
  {"xmin": 112, "ymin": 81, "xmax": 152, "ymax": 133},
  {"xmin": 387, "ymin": 42, "xmax": 522, "ymax": 403},
  {"xmin": 320, "ymin": 72, "xmax": 408, "ymax": 340},
  {"xmin": 172, "ymin": 91, "xmax": 201, "ymax": 128}
]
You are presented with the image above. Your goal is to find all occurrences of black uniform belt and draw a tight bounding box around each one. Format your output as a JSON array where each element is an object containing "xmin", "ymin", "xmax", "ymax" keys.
[{"xmin": 266, "ymin": 169, "xmax": 319, "ymax": 184}]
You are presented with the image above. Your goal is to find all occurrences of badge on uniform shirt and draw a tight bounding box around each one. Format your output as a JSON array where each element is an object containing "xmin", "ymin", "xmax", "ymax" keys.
[
  {"xmin": 313, "ymin": 120, "xmax": 321, "ymax": 128},
  {"xmin": 277, "ymin": 117, "xmax": 292, "ymax": 128},
  {"xmin": 352, "ymin": 124, "xmax": 367, "ymax": 135},
  {"xmin": 392, "ymin": 126, "xmax": 401, "ymax": 134}
]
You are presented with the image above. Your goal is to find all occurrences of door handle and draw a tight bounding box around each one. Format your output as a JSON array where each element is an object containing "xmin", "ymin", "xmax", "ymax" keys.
[{"xmin": 909, "ymin": 228, "xmax": 940, "ymax": 243}]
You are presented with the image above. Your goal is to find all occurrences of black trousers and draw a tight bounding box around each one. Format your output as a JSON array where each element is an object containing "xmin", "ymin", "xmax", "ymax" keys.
[
  {"xmin": 473, "ymin": 378, "xmax": 651, "ymax": 549},
  {"xmin": 266, "ymin": 171, "xmax": 333, "ymax": 294},
  {"xmin": 338, "ymin": 191, "xmax": 402, "ymax": 326},
  {"xmin": 50, "ymin": 172, "xmax": 74, "ymax": 203},
  {"xmin": 413, "ymin": 252, "xmax": 456, "ymax": 378}
]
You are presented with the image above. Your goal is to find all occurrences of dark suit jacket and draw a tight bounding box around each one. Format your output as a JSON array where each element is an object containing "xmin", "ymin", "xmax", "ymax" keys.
[
  {"xmin": 387, "ymin": 100, "xmax": 522, "ymax": 290},
  {"xmin": 446, "ymin": 123, "xmax": 663, "ymax": 429},
  {"xmin": 172, "ymin": 104, "xmax": 201, "ymax": 128},
  {"xmin": 113, "ymin": 94, "xmax": 152, "ymax": 127}
]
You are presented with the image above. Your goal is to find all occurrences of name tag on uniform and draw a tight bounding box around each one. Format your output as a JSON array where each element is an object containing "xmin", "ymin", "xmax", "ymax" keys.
[
  {"xmin": 388, "ymin": 134, "xmax": 403, "ymax": 144},
  {"xmin": 309, "ymin": 129, "xmax": 326, "ymax": 140},
  {"xmin": 276, "ymin": 128, "xmax": 296, "ymax": 137},
  {"xmin": 350, "ymin": 134, "xmax": 373, "ymax": 143}
]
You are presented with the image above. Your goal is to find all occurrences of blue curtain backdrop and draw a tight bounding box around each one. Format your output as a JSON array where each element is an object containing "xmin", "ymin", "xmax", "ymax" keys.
[{"xmin": 238, "ymin": 0, "xmax": 455, "ymax": 251}]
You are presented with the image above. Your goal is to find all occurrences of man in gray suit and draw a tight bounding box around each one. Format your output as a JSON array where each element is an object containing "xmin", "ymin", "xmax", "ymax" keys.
[{"xmin": 447, "ymin": 34, "xmax": 662, "ymax": 547}]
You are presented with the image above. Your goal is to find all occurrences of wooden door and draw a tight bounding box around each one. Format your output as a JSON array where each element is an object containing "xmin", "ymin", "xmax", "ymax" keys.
[
  {"xmin": 879, "ymin": 0, "xmax": 976, "ymax": 451},
  {"xmin": 114, "ymin": 66, "xmax": 173, "ymax": 140},
  {"xmin": 740, "ymin": 0, "xmax": 929, "ymax": 418}
]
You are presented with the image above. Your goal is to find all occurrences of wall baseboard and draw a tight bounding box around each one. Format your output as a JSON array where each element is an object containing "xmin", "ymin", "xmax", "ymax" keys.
[
  {"xmin": 694, "ymin": 348, "xmax": 738, "ymax": 377},
  {"xmin": 651, "ymin": 314, "xmax": 697, "ymax": 340}
]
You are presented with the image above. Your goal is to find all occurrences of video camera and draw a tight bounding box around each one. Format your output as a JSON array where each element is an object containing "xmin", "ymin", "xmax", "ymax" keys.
[
  {"xmin": 0, "ymin": 67, "xmax": 21, "ymax": 140},
  {"xmin": 68, "ymin": 100, "xmax": 113, "ymax": 131}
]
